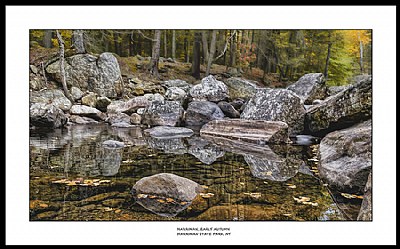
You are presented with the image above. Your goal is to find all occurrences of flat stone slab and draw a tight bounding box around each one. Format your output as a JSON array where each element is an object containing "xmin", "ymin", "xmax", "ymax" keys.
[
  {"xmin": 144, "ymin": 126, "xmax": 194, "ymax": 138},
  {"xmin": 200, "ymin": 119, "xmax": 289, "ymax": 144}
]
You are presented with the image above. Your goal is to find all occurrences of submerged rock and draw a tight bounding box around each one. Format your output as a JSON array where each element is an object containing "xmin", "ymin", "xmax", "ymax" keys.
[
  {"xmin": 102, "ymin": 140, "xmax": 125, "ymax": 148},
  {"xmin": 286, "ymin": 73, "xmax": 327, "ymax": 104},
  {"xmin": 241, "ymin": 88, "xmax": 306, "ymax": 135},
  {"xmin": 318, "ymin": 120, "xmax": 372, "ymax": 193}
]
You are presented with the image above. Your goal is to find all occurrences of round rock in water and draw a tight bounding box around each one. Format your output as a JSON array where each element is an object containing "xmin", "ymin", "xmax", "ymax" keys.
[{"xmin": 102, "ymin": 140, "xmax": 125, "ymax": 148}]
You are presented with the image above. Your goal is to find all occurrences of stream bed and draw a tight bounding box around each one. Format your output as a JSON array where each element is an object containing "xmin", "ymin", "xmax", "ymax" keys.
[{"xmin": 29, "ymin": 124, "xmax": 352, "ymax": 221}]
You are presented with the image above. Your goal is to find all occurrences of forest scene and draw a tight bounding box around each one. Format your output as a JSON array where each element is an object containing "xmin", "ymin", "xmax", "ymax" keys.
[{"xmin": 29, "ymin": 29, "xmax": 372, "ymax": 222}]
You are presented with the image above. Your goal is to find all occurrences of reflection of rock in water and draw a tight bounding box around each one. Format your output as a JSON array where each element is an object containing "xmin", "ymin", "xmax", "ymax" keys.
[
  {"xmin": 145, "ymin": 136, "xmax": 187, "ymax": 155},
  {"xmin": 131, "ymin": 173, "xmax": 202, "ymax": 217},
  {"xmin": 244, "ymin": 154, "xmax": 299, "ymax": 181},
  {"xmin": 98, "ymin": 144, "xmax": 123, "ymax": 176},
  {"xmin": 202, "ymin": 135, "xmax": 303, "ymax": 181},
  {"xmin": 187, "ymin": 137, "xmax": 225, "ymax": 165}
]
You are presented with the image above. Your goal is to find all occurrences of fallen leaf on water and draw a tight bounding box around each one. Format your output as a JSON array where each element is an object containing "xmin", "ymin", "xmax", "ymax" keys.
[
  {"xmin": 52, "ymin": 179, "xmax": 68, "ymax": 184},
  {"xmin": 286, "ymin": 184, "xmax": 297, "ymax": 189},
  {"xmin": 104, "ymin": 207, "xmax": 113, "ymax": 212},
  {"xmin": 340, "ymin": 193, "xmax": 363, "ymax": 199},
  {"xmin": 157, "ymin": 199, "xmax": 166, "ymax": 203},
  {"xmin": 137, "ymin": 194, "xmax": 148, "ymax": 199},
  {"xmin": 148, "ymin": 195, "xmax": 157, "ymax": 199},
  {"xmin": 244, "ymin": 192, "xmax": 261, "ymax": 199},
  {"xmin": 39, "ymin": 203, "xmax": 49, "ymax": 208},
  {"xmin": 200, "ymin": 193, "xmax": 215, "ymax": 198},
  {"xmin": 166, "ymin": 198, "xmax": 174, "ymax": 203},
  {"xmin": 282, "ymin": 213, "xmax": 292, "ymax": 217},
  {"xmin": 200, "ymin": 185, "xmax": 209, "ymax": 189},
  {"xmin": 293, "ymin": 196, "xmax": 311, "ymax": 203},
  {"xmin": 114, "ymin": 209, "xmax": 122, "ymax": 214}
]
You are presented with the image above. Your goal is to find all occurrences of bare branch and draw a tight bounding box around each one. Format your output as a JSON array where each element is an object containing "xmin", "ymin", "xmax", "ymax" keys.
[
  {"xmin": 137, "ymin": 30, "xmax": 156, "ymax": 42},
  {"xmin": 213, "ymin": 30, "xmax": 237, "ymax": 62}
]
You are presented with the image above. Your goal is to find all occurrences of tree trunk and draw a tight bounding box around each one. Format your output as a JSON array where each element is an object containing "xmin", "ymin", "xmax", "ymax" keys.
[
  {"xmin": 359, "ymin": 35, "xmax": 364, "ymax": 74},
  {"xmin": 324, "ymin": 42, "xmax": 332, "ymax": 79},
  {"xmin": 55, "ymin": 30, "xmax": 74, "ymax": 103},
  {"xmin": 43, "ymin": 30, "xmax": 53, "ymax": 48},
  {"xmin": 113, "ymin": 32, "xmax": 120, "ymax": 55},
  {"xmin": 206, "ymin": 30, "xmax": 217, "ymax": 76},
  {"xmin": 191, "ymin": 32, "xmax": 201, "ymax": 79},
  {"xmin": 164, "ymin": 30, "xmax": 168, "ymax": 58},
  {"xmin": 72, "ymin": 30, "xmax": 86, "ymax": 54},
  {"xmin": 129, "ymin": 33, "xmax": 134, "ymax": 56},
  {"xmin": 230, "ymin": 30, "xmax": 236, "ymax": 67},
  {"xmin": 201, "ymin": 31, "xmax": 209, "ymax": 65},
  {"xmin": 172, "ymin": 30, "xmax": 176, "ymax": 59},
  {"xmin": 150, "ymin": 30, "xmax": 161, "ymax": 77}
]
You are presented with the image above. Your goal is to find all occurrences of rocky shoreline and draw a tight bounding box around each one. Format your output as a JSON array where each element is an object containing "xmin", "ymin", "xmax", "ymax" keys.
[{"xmin": 29, "ymin": 52, "xmax": 372, "ymax": 220}]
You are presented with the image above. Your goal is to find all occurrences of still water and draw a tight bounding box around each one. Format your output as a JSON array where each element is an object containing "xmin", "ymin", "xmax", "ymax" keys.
[{"xmin": 29, "ymin": 124, "xmax": 347, "ymax": 221}]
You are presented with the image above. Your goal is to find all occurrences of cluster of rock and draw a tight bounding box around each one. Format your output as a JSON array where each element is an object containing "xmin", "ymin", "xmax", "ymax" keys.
[{"xmin": 29, "ymin": 51, "xmax": 373, "ymax": 220}]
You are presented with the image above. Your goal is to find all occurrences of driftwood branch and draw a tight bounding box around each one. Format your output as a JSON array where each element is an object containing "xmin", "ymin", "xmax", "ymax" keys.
[
  {"xmin": 56, "ymin": 30, "xmax": 74, "ymax": 103},
  {"xmin": 40, "ymin": 61, "xmax": 48, "ymax": 87},
  {"xmin": 213, "ymin": 30, "xmax": 237, "ymax": 62}
]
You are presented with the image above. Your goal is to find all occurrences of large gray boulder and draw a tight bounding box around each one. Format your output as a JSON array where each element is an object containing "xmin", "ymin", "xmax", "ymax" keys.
[
  {"xmin": 184, "ymin": 101, "xmax": 225, "ymax": 128},
  {"xmin": 318, "ymin": 120, "xmax": 372, "ymax": 193},
  {"xmin": 30, "ymin": 103, "xmax": 67, "ymax": 128},
  {"xmin": 200, "ymin": 119, "xmax": 289, "ymax": 144},
  {"xmin": 30, "ymin": 89, "xmax": 72, "ymax": 111},
  {"xmin": 162, "ymin": 79, "xmax": 192, "ymax": 92},
  {"xmin": 241, "ymin": 88, "xmax": 306, "ymax": 135},
  {"xmin": 305, "ymin": 75, "xmax": 372, "ymax": 135},
  {"xmin": 287, "ymin": 73, "xmax": 327, "ymax": 104},
  {"xmin": 165, "ymin": 87, "xmax": 187, "ymax": 103},
  {"xmin": 131, "ymin": 173, "xmax": 202, "ymax": 217},
  {"xmin": 218, "ymin": 101, "xmax": 240, "ymax": 118},
  {"xmin": 189, "ymin": 75, "xmax": 229, "ymax": 102},
  {"xmin": 142, "ymin": 101, "xmax": 184, "ymax": 127},
  {"xmin": 46, "ymin": 52, "xmax": 122, "ymax": 98},
  {"xmin": 144, "ymin": 126, "xmax": 194, "ymax": 138},
  {"xmin": 357, "ymin": 172, "xmax": 372, "ymax": 221},
  {"xmin": 132, "ymin": 173, "xmax": 202, "ymax": 202},
  {"xmin": 224, "ymin": 77, "xmax": 259, "ymax": 100}
]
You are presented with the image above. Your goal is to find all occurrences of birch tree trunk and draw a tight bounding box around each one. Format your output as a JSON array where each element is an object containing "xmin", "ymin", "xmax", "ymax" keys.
[
  {"xmin": 43, "ymin": 30, "xmax": 53, "ymax": 48},
  {"xmin": 164, "ymin": 30, "xmax": 167, "ymax": 58},
  {"xmin": 55, "ymin": 30, "xmax": 74, "ymax": 103}
]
